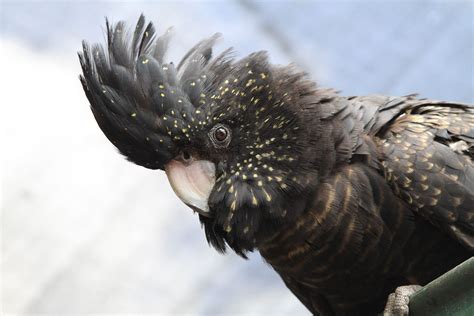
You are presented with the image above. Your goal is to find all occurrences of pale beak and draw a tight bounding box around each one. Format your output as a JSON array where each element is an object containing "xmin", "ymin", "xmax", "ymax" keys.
[{"xmin": 164, "ymin": 159, "xmax": 216, "ymax": 216}]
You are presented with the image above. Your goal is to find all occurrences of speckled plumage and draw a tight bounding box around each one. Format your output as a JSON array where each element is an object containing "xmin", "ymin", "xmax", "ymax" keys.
[{"xmin": 79, "ymin": 16, "xmax": 473, "ymax": 315}]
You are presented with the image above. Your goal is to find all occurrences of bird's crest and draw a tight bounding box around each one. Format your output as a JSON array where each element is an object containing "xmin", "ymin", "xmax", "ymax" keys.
[{"xmin": 79, "ymin": 15, "xmax": 232, "ymax": 169}]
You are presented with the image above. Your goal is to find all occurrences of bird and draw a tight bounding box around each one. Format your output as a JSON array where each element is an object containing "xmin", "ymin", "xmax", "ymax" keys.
[{"xmin": 78, "ymin": 15, "xmax": 473, "ymax": 315}]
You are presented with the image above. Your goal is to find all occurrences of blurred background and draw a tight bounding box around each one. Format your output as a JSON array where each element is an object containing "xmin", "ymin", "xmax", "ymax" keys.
[{"xmin": 1, "ymin": 0, "xmax": 472, "ymax": 315}]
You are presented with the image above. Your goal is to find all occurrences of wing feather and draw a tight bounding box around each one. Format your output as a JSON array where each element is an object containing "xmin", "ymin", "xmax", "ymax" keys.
[{"xmin": 376, "ymin": 99, "xmax": 474, "ymax": 250}]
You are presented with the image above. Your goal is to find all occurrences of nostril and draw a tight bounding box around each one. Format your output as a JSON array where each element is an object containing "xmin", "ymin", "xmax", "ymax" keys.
[{"xmin": 182, "ymin": 151, "xmax": 191, "ymax": 161}]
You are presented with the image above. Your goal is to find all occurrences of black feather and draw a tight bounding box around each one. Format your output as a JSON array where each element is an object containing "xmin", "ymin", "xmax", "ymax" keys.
[{"xmin": 80, "ymin": 16, "xmax": 473, "ymax": 315}]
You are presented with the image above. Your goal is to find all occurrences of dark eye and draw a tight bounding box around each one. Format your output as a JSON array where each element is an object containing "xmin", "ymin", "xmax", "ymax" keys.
[
  {"xmin": 209, "ymin": 124, "xmax": 231, "ymax": 148},
  {"xmin": 214, "ymin": 127, "xmax": 228, "ymax": 142}
]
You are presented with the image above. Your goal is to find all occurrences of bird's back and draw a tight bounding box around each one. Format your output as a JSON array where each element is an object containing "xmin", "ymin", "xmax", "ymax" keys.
[{"xmin": 258, "ymin": 95, "xmax": 473, "ymax": 315}]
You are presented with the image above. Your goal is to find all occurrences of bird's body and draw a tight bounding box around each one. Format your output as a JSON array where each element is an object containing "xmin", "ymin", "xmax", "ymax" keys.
[
  {"xmin": 79, "ymin": 16, "xmax": 473, "ymax": 315},
  {"xmin": 257, "ymin": 95, "xmax": 473, "ymax": 314}
]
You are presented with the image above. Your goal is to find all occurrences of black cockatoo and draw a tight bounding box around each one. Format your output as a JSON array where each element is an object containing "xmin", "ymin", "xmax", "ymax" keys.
[{"xmin": 79, "ymin": 16, "xmax": 473, "ymax": 315}]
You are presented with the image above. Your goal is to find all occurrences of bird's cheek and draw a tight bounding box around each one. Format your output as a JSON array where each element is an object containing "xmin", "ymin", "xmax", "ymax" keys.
[{"xmin": 164, "ymin": 159, "xmax": 216, "ymax": 217}]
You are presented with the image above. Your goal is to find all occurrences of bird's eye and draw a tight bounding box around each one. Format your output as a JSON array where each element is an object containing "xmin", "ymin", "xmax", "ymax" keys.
[
  {"xmin": 214, "ymin": 127, "xmax": 228, "ymax": 142},
  {"xmin": 209, "ymin": 124, "xmax": 231, "ymax": 148}
]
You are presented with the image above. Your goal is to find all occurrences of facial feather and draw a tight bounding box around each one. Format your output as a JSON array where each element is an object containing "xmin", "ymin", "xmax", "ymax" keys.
[{"xmin": 79, "ymin": 15, "xmax": 338, "ymax": 255}]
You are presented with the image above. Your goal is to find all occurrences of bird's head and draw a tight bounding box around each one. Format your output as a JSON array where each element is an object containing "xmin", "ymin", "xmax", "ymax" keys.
[{"xmin": 79, "ymin": 16, "xmax": 338, "ymax": 256}]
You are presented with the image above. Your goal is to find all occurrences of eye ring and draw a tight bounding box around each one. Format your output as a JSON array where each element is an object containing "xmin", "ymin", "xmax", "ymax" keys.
[{"xmin": 209, "ymin": 124, "xmax": 232, "ymax": 148}]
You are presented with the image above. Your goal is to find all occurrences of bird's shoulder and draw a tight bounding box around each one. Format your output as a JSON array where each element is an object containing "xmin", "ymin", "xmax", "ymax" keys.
[{"xmin": 337, "ymin": 95, "xmax": 474, "ymax": 250}]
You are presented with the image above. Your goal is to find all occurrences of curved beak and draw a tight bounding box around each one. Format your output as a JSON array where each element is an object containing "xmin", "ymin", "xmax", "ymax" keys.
[{"xmin": 164, "ymin": 159, "xmax": 215, "ymax": 216}]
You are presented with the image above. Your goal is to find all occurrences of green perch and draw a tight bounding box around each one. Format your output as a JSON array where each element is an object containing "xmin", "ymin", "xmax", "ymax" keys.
[{"xmin": 410, "ymin": 257, "xmax": 474, "ymax": 316}]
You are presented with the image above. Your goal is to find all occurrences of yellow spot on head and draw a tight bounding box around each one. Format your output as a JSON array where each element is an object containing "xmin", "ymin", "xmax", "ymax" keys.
[
  {"xmin": 252, "ymin": 195, "xmax": 258, "ymax": 206},
  {"xmin": 263, "ymin": 189, "xmax": 272, "ymax": 202}
]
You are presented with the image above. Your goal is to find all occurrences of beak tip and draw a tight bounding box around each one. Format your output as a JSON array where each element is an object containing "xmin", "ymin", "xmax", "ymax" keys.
[{"xmin": 165, "ymin": 158, "xmax": 216, "ymax": 217}]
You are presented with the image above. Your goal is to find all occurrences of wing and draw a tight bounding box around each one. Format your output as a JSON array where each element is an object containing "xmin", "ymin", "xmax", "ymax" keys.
[{"xmin": 375, "ymin": 99, "xmax": 474, "ymax": 250}]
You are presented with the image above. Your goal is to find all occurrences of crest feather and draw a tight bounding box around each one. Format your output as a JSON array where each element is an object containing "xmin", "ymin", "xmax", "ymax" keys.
[{"xmin": 79, "ymin": 15, "xmax": 228, "ymax": 169}]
